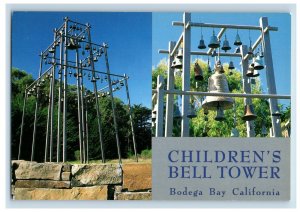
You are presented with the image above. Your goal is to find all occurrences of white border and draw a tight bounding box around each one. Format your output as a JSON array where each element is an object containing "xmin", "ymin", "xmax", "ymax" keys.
[{"xmin": 0, "ymin": 1, "xmax": 298, "ymax": 210}]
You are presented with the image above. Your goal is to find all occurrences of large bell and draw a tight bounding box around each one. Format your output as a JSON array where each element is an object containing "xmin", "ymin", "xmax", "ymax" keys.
[
  {"xmin": 228, "ymin": 61, "xmax": 235, "ymax": 70},
  {"xmin": 246, "ymin": 64, "xmax": 254, "ymax": 77},
  {"xmin": 208, "ymin": 31, "xmax": 220, "ymax": 49},
  {"xmin": 194, "ymin": 62, "xmax": 203, "ymax": 81},
  {"xmin": 172, "ymin": 57, "xmax": 182, "ymax": 69},
  {"xmin": 231, "ymin": 128, "xmax": 239, "ymax": 137},
  {"xmin": 198, "ymin": 35, "xmax": 206, "ymax": 49},
  {"xmin": 177, "ymin": 48, "xmax": 183, "ymax": 59},
  {"xmin": 242, "ymin": 104, "xmax": 257, "ymax": 121},
  {"xmin": 215, "ymin": 106, "xmax": 225, "ymax": 121},
  {"xmin": 174, "ymin": 104, "xmax": 182, "ymax": 119},
  {"xmin": 221, "ymin": 36, "xmax": 231, "ymax": 52},
  {"xmin": 202, "ymin": 61, "xmax": 234, "ymax": 110},
  {"xmin": 254, "ymin": 54, "xmax": 264, "ymax": 70},
  {"xmin": 234, "ymin": 33, "xmax": 242, "ymax": 46}
]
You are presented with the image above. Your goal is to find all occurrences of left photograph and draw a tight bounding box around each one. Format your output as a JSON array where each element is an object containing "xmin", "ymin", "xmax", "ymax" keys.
[{"xmin": 11, "ymin": 12, "xmax": 152, "ymax": 200}]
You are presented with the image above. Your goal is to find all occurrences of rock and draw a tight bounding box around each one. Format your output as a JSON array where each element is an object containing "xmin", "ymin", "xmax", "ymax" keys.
[
  {"xmin": 71, "ymin": 164, "xmax": 122, "ymax": 186},
  {"xmin": 62, "ymin": 164, "xmax": 71, "ymax": 172},
  {"xmin": 15, "ymin": 180, "xmax": 70, "ymax": 189},
  {"xmin": 14, "ymin": 186, "xmax": 108, "ymax": 200},
  {"xmin": 115, "ymin": 192, "xmax": 152, "ymax": 200},
  {"xmin": 15, "ymin": 162, "xmax": 62, "ymax": 180},
  {"xmin": 61, "ymin": 172, "xmax": 71, "ymax": 181},
  {"xmin": 123, "ymin": 163, "xmax": 151, "ymax": 191}
]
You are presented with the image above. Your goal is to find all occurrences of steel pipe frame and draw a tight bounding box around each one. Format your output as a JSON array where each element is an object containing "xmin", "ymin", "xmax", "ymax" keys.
[{"xmin": 18, "ymin": 87, "xmax": 28, "ymax": 160}]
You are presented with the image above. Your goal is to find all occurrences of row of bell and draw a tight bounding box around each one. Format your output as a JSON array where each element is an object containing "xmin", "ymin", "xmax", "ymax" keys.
[{"xmin": 198, "ymin": 31, "xmax": 243, "ymax": 51}]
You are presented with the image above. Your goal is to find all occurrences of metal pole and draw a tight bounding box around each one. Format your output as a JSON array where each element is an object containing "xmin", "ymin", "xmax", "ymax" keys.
[
  {"xmin": 87, "ymin": 25, "xmax": 105, "ymax": 163},
  {"xmin": 75, "ymin": 48, "xmax": 84, "ymax": 163},
  {"xmin": 44, "ymin": 70, "xmax": 53, "ymax": 162},
  {"xmin": 18, "ymin": 87, "xmax": 28, "ymax": 160},
  {"xmin": 31, "ymin": 52, "xmax": 43, "ymax": 161},
  {"xmin": 181, "ymin": 12, "xmax": 191, "ymax": 137},
  {"xmin": 79, "ymin": 62, "xmax": 87, "ymax": 163},
  {"xmin": 56, "ymin": 32, "xmax": 64, "ymax": 163},
  {"xmin": 124, "ymin": 74, "xmax": 138, "ymax": 162},
  {"xmin": 240, "ymin": 45, "xmax": 255, "ymax": 137},
  {"xmin": 155, "ymin": 75, "xmax": 164, "ymax": 137},
  {"xmin": 165, "ymin": 41, "xmax": 176, "ymax": 137},
  {"xmin": 85, "ymin": 92, "xmax": 89, "ymax": 163},
  {"xmin": 260, "ymin": 17, "xmax": 282, "ymax": 137},
  {"xmin": 62, "ymin": 17, "xmax": 68, "ymax": 162},
  {"xmin": 103, "ymin": 45, "xmax": 122, "ymax": 164}
]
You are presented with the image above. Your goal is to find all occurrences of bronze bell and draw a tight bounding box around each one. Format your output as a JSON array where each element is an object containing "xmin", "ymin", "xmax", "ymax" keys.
[
  {"xmin": 85, "ymin": 43, "xmax": 90, "ymax": 50},
  {"xmin": 215, "ymin": 106, "xmax": 225, "ymax": 121},
  {"xmin": 252, "ymin": 69, "xmax": 260, "ymax": 77},
  {"xmin": 174, "ymin": 103, "xmax": 182, "ymax": 119},
  {"xmin": 228, "ymin": 61, "xmax": 235, "ymax": 70},
  {"xmin": 234, "ymin": 33, "xmax": 242, "ymax": 46},
  {"xmin": 221, "ymin": 36, "xmax": 231, "ymax": 52},
  {"xmin": 246, "ymin": 64, "xmax": 254, "ymax": 77},
  {"xmin": 208, "ymin": 31, "xmax": 220, "ymax": 49},
  {"xmin": 254, "ymin": 54, "xmax": 264, "ymax": 70},
  {"xmin": 177, "ymin": 48, "xmax": 183, "ymax": 59},
  {"xmin": 172, "ymin": 57, "xmax": 182, "ymax": 69},
  {"xmin": 194, "ymin": 62, "xmax": 203, "ymax": 81},
  {"xmin": 202, "ymin": 60, "xmax": 234, "ymax": 111},
  {"xmin": 231, "ymin": 128, "xmax": 239, "ymax": 137},
  {"xmin": 67, "ymin": 38, "xmax": 78, "ymax": 50},
  {"xmin": 242, "ymin": 104, "xmax": 257, "ymax": 121},
  {"xmin": 198, "ymin": 35, "xmax": 206, "ymax": 49}
]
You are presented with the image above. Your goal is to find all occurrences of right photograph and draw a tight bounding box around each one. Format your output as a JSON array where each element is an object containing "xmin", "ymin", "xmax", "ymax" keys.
[
  {"xmin": 152, "ymin": 12, "xmax": 291, "ymax": 138},
  {"xmin": 151, "ymin": 12, "xmax": 291, "ymax": 201}
]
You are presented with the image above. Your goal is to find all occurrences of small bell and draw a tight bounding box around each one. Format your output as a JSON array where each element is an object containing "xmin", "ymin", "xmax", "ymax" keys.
[
  {"xmin": 272, "ymin": 109, "xmax": 281, "ymax": 117},
  {"xmin": 93, "ymin": 56, "xmax": 98, "ymax": 62},
  {"xmin": 242, "ymin": 104, "xmax": 257, "ymax": 121},
  {"xmin": 194, "ymin": 62, "xmax": 203, "ymax": 81},
  {"xmin": 67, "ymin": 38, "xmax": 79, "ymax": 50},
  {"xmin": 228, "ymin": 61, "xmax": 235, "ymax": 70},
  {"xmin": 85, "ymin": 44, "xmax": 90, "ymax": 50},
  {"xmin": 177, "ymin": 48, "xmax": 183, "ymax": 59},
  {"xmin": 215, "ymin": 106, "xmax": 225, "ymax": 121},
  {"xmin": 91, "ymin": 77, "xmax": 96, "ymax": 82},
  {"xmin": 231, "ymin": 128, "xmax": 239, "ymax": 137},
  {"xmin": 208, "ymin": 30, "xmax": 220, "ymax": 49},
  {"xmin": 252, "ymin": 69, "xmax": 260, "ymax": 77},
  {"xmin": 96, "ymin": 74, "xmax": 100, "ymax": 80},
  {"xmin": 172, "ymin": 57, "xmax": 183, "ymax": 69},
  {"xmin": 234, "ymin": 32, "xmax": 242, "ymax": 46},
  {"xmin": 120, "ymin": 82, "xmax": 124, "ymax": 86},
  {"xmin": 221, "ymin": 35, "xmax": 231, "ymax": 52},
  {"xmin": 198, "ymin": 35, "xmax": 206, "ymax": 49},
  {"xmin": 246, "ymin": 64, "xmax": 254, "ymax": 77},
  {"xmin": 254, "ymin": 54, "xmax": 264, "ymax": 70},
  {"xmin": 49, "ymin": 46, "xmax": 55, "ymax": 53}
]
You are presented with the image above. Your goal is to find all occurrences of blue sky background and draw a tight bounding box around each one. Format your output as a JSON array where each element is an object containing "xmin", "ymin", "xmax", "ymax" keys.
[
  {"xmin": 152, "ymin": 12, "xmax": 291, "ymax": 107},
  {"xmin": 12, "ymin": 12, "xmax": 152, "ymax": 108}
]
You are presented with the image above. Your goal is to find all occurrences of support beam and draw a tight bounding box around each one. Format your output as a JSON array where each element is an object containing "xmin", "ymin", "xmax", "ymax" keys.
[
  {"xmin": 155, "ymin": 75, "xmax": 164, "ymax": 137},
  {"xmin": 165, "ymin": 41, "xmax": 176, "ymax": 137},
  {"xmin": 159, "ymin": 49, "xmax": 241, "ymax": 58},
  {"xmin": 260, "ymin": 17, "xmax": 282, "ymax": 137},
  {"xmin": 240, "ymin": 45, "xmax": 255, "ymax": 137},
  {"xmin": 181, "ymin": 12, "xmax": 191, "ymax": 137}
]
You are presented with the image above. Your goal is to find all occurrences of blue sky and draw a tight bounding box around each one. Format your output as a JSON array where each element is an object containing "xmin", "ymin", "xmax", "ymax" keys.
[
  {"xmin": 152, "ymin": 12, "xmax": 291, "ymax": 107},
  {"xmin": 12, "ymin": 12, "xmax": 152, "ymax": 108}
]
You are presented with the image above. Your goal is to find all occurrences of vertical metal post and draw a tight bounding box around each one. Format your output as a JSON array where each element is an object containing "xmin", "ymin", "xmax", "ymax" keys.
[
  {"xmin": 87, "ymin": 25, "xmax": 105, "ymax": 163},
  {"xmin": 165, "ymin": 41, "xmax": 176, "ymax": 137},
  {"xmin": 124, "ymin": 75, "xmax": 138, "ymax": 162},
  {"xmin": 44, "ymin": 70, "xmax": 53, "ymax": 162},
  {"xmin": 75, "ymin": 48, "xmax": 84, "ymax": 163},
  {"xmin": 181, "ymin": 12, "xmax": 191, "ymax": 137},
  {"xmin": 31, "ymin": 52, "xmax": 43, "ymax": 161},
  {"xmin": 18, "ymin": 87, "xmax": 28, "ymax": 160},
  {"xmin": 85, "ymin": 92, "xmax": 89, "ymax": 163},
  {"xmin": 260, "ymin": 17, "xmax": 282, "ymax": 137},
  {"xmin": 103, "ymin": 45, "xmax": 122, "ymax": 164},
  {"xmin": 79, "ymin": 62, "xmax": 87, "ymax": 163},
  {"xmin": 155, "ymin": 75, "xmax": 164, "ymax": 137},
  {"xmin": 62, "ymin": 18, "xmax": 68, "ymax": 162},
  {"xmin": 56, "ymin": 32, "xmax": 63, "ymax": 163},
  {"xmin": 240, "ymin": 45, "xmax": 255, "ymax": 137}
]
